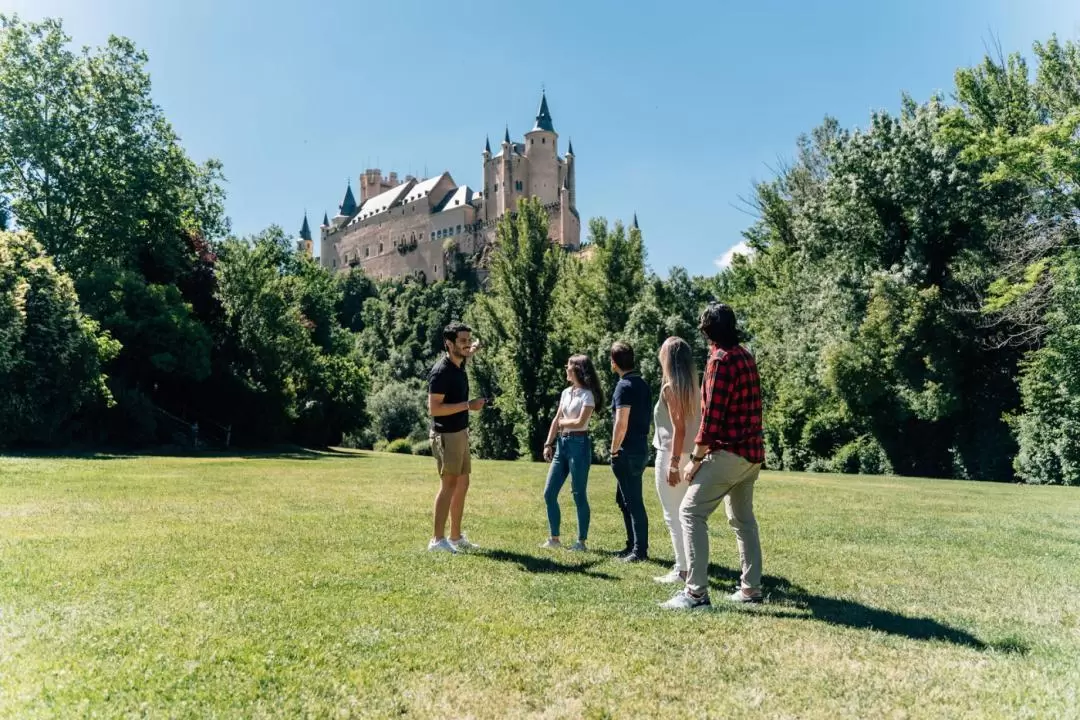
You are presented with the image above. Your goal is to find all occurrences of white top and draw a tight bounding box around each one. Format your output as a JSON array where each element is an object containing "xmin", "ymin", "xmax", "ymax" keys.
[
  {"xmin": 653, "ymin": 384, "xmax": 700, "ymax": 454},
  {"xmin": 558, "ymin": 386, "xmax": 595, "ymax": 426}
]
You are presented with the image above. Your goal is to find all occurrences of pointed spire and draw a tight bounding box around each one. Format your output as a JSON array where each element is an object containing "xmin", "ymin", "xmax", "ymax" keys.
[
  {"xmin": 632, "ymin": 213, "xmax": 639, "ymax": 230},
  {"xmin": 339, "ymin": 181, "xmax": 358, "ymax": 216},
  {"xmin": 485, "ymin": 136, "xmax": 491, "ymax": 154},
  {"xmin": 503, "ymin": 125, "xmax": 511, "ymax": 145},
  {"xmin": 567, "ymin": 138, "xmax": 574, "ymax": 156},
  {"xmin": 299, "ymin": 212, "xmax": 312, "ymax": 241},
  {"xmin": 533, "ymin": 91, "xmax": 555, "ymax": 132},
  {"xmin": 322, "ymin": 211, "xmax": 329, "ymax": 227}
]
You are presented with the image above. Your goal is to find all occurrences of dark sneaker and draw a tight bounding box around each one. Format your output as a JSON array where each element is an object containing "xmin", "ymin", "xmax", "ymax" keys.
[
  {"xmin": 660, "ymin": 589, "xmax": 712, "ymax": 610},
  {"xmin": 621, "ymin": 552, "xmax": 648, "ymax": 563}
]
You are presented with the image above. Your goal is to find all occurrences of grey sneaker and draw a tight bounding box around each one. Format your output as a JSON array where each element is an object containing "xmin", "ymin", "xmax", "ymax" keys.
[
  {"xmin": 567, "ymin": 540, "xmax": 588, "ymax": 552},
  {"xmin": 660, "ymin": 589, "xmax": 711, "ymax": 610},
  {"xmin": 428, "ymin": 538, "xmax": 457, "ymax": 554},
  {"xmin": 448, "ymin": 534, "xmax": 477, "ymax": 552},
  {"xmin": 539, "ymin": 538, "xmax": 562, "ymax": 549},
  {"xmin": 727, "ymin": 589, "xmax": 763, "ymax": 604},
  {"xmin": 653, "ymin": 568, "xmax": 686, "ymax": 584}
]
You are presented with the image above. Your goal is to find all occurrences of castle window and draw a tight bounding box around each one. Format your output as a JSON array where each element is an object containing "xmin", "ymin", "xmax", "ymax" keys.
[
  {"xmin": 515, "ymin": 180, "xmax": 523, "ymax": 192},
  {"xmin": 365, "ymin": 247, "xmax": 370, "ymax": 257},
  {"xmin": 542, "ymin": 137, "xmax": 546, "ymax": 144},
  {"xmin": 379, "ymin": 243, "xmax": 383, "ymax": 253},
  {"xmin": 434, "ymin": 265, "xmax": 438, "ymax": 274},
  {"xmin": 430, "ymin": 232, "xmax": 434, "ymax": 241},
  {"xmin": 530, "ymin": 139, "xmax": 533, "ymax": 145},
  {"xmin": 456, "ymin": 225, "xmax": 461, "ymax": 234},
  {"xmin": 494, "ymin": 183, "xmax": 499, "ymax": 192}
]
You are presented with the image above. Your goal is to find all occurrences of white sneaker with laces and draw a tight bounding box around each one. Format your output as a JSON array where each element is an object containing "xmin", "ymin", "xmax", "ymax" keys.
[
  {"xmin": 653, "ymin": 568, "xmax": 686, "ymax": 584},
  {"xmin": 428, "ymin": 538, "xmax": 457, "ymax": 553},
  {"xmin": 449, "ymin": 534, "xmax": 477, "ymax": 552},
  {"xmin": 659, "ymin": 588, "xmax": 712, "ymax": 610},
  {"xmin": 539, "ymin": 538, "xmax": 562, "ymax": 549}
]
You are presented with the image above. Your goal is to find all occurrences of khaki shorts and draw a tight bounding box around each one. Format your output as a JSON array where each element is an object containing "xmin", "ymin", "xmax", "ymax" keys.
[{"xmin": 432, "ymin": 429, "xmax": 471, "ymax": 476}]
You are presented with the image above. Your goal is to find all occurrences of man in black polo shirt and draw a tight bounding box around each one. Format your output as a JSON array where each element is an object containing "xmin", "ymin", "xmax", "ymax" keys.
[
  {"xmin": 427, "ymin": 322, "xmax": 486, "ymax": 554},
  {"xmin": 609, "ymin": 341, "xmax": 652, "ymax": 562}
]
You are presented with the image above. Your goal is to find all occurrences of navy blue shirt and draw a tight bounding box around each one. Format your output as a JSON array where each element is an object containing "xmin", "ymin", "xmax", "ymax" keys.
[
  {"xmin": 611, "ymin": 371, "xmax": 652, "ymax": 455},
  {"xmin": 428, "ymin": 355, "xmax": 469, "ymax": 434}
]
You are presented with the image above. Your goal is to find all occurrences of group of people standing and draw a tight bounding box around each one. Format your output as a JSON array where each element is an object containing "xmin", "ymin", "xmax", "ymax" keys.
[{"xmin": 425, "ymin": 303, "xmax": 765, "ymax": 610}]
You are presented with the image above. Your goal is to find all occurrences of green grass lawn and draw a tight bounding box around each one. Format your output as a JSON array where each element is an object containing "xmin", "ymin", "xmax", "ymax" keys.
[{"xmin": 1, "ymin": 451, "xmax": 1078, "ymax": 718}]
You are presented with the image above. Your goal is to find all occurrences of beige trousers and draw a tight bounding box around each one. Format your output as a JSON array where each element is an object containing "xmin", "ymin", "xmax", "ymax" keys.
[{"xmin": 679, "ymin": 450, "xmax": 762, "ymax": 596}]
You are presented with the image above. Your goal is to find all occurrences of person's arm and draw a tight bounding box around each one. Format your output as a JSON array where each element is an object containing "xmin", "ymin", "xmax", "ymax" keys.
[
  {"xmin": 610, "ymin": 407, "xmax": 629, "ymax": 457},
  {"xmin": 559, "ymin": 405, "xmax": 594, "ymax": 432},
  {"xmin": 543, "ymin": 415, "xmax": 560, "ymax": 461},
  {"xmin": 664, "ymin": 386, "xmax": 685, "ymax": 486},
  {"xmin": 684, "ymin": 354, "xmax": 731, "ymax": 480},
  {"xmin": 429, "ymin": 393, "xmax": 483, "ymax": 416}
]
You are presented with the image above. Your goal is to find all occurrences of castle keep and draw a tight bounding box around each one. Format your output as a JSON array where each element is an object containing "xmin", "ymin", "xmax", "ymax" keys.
[{"xmin": 300, "ymin": 93, "xmax": 580, "ymax": 282}]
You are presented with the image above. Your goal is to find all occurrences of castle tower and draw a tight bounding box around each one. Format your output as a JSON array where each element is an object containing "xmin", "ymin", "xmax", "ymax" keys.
[
  {"xmin": 482, "ymin": 136, "xmax": 493, "ymax": 222},
  {"xmin": 524, "ymin": 92, "xmax": 558, "ymax": 206},
  {"xmin": 565, "ymin": 138, "xmax": 577, "ymax": 211},
  {"xmin": 334, "ymin": 181, "xmax": 358, "ymax": 224},
  {"xmin": 498, "ymin": 126, "xmax": 513, "ymax": 217},
  {"xmin": 297, "ymin": 212, "xmax": 313, "ymax": 256}
]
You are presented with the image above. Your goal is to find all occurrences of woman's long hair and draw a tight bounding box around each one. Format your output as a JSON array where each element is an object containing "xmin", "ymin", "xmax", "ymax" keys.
[
  {"xmin": 568, "ymin": 354, "xmax": 605, "ymax": 407},
  {"xmin": 658, "ymin": 337, "xmax": 699, "ymax": 420}
]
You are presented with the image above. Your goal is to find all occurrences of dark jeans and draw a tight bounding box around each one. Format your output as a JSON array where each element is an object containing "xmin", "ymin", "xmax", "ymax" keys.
[
  {"xmin": 543, "ymin": 435, "xmax": 592, "ymax": 540},
  {"xmin": 612, "ymin": 450, "xmax": 649, "ymax": 555}
]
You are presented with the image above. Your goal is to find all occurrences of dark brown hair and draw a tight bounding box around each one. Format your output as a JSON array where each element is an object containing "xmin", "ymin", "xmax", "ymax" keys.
[
  {"xmin": 568, "ymin": 354, "xmax": 605, "ymax": 406},
  {"xmin": 610, "ymin": 341, "xmax": 635, "ymax": 372}
]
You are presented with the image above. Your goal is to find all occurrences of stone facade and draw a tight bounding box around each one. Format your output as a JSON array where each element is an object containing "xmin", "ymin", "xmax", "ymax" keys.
[{"xmin": 307, "ymin": 93, "xmax": 580, "ymax": 282}]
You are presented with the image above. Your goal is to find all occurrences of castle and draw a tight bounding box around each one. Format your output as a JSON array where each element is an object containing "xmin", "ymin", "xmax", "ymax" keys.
[{"xmin": 297, "ymin": 93, "xmax": 580, "ymax": 282}]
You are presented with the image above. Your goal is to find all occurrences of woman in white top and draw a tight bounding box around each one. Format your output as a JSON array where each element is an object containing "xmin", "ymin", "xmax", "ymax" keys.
[
  {"xmin": 652, "ymin": 337, "xmax": 701, "ymax": 583},
  {"xmin": 540, "ymin": 354, "xmax": 605, "ymax": 551}
]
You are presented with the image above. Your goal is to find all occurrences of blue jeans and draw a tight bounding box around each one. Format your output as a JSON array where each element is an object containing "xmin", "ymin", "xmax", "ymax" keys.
[
  {"xmin": 612, "ymin": 450, "xmax": 649, "ymax": 555},
  {"xmin": 543, "ymin": 435, "xmax": 592, "ymax": 540}
]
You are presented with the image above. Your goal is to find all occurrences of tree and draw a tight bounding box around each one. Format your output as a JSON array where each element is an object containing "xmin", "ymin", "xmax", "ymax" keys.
[
  {"xmin": 473, "ymin": 197, "xmax": 562, "ymax": 460},
  {"xmin": 0, "ymin": 231, "xmax": 119, "ymax": 445}
]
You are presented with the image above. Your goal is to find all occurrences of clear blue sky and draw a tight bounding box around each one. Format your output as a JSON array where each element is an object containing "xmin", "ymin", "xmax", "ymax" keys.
[{"xmin": 6, "ymin": 0, "xmax": 1080, "ymax": 275}]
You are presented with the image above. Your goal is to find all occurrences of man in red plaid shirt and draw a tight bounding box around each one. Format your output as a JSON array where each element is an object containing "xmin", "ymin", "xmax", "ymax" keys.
[{"xmin": 661, "ymin": 303, "xmax": 765, "ymax": 610}]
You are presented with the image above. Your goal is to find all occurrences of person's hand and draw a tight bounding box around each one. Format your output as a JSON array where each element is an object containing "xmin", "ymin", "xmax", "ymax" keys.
[
  {"xmin": 543, "ymin": 445, "xmax": 554, "ymax": 462},
  {"xmin": 468, "ymin": 398, "xmax": 486, "ymax": 412},
  {"xmin": 667, "ymin": 467, "xmax": 682, "ymax": 487},
  {"xmin": 466, "ymin": 339, "xmax": 482, "ymax": 356},
  {"xmin": 609, "ymin": 447, "xmax": 621, "ymax": 463},
  {"xmin": 682, "ymin": 459, "xmax": 701, "ymax": 483}
]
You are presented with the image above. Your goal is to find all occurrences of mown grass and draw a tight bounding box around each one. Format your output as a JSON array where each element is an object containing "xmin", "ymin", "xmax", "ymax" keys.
[{"xmin": 1, "ymin": 451, "xmax": 1078, "ymax": 718}]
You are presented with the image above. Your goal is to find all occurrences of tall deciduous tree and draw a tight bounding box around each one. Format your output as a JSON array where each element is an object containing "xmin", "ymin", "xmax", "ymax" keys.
[{"xmin": 474, "ymin": 197, "xmax": 562, "ymax": 460}]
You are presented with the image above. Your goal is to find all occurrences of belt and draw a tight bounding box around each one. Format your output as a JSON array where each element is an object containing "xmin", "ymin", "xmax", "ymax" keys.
[{"xmin": 559, "ymin": 430, "xmax": 588, "ymax": 438}]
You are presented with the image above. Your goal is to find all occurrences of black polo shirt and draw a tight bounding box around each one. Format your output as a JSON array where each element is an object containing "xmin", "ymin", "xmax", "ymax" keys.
[
  {"xmin": 611, "ymin": 371, "xmax": 652, "ymax": 455},
  {"xmin": 428, "ymin": 354, "xmax": 469, "ymax": 433}
]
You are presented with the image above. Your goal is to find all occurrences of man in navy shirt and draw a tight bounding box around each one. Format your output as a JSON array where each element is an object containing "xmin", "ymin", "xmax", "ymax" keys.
[{"xmin": 609, "ymin": 341, "xmax": 652, "ymax": 562}]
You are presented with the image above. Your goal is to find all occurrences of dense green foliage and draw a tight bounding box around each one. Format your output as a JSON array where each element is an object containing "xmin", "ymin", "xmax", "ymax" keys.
[{"xmin": 0, "ymin": 231, "xmax": 119, "ymax": 444}]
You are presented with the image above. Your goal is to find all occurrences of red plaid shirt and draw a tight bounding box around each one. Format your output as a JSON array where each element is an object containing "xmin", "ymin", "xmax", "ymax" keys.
[{"xmin": 694, "ymin": 344, "xmax": 765, "ymax": 464}]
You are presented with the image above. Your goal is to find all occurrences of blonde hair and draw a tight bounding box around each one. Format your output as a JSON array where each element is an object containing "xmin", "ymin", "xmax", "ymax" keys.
[{"xmin": 658, "ymin": 337, "xmax": 699, "ymax": 420}]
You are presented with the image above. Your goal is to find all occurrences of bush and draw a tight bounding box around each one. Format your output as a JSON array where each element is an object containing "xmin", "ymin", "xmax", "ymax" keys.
[
  {"xmin": 367, "ymin": 381, "xmax": 427, "ymax": 441},
  {"xmin": 831, "ymin": 435, "xmax": 893, "ymax": 475},
  {"xmin": 386, "ymin": 438, "xmax": 413, "ymax": 454},
  {"xmin": 411, "ymin": 439, "xmax": 432, "ymax": 456},
  {"xmin": 341, "ymin": 426, "xmax": 378, "ymax": 450}
]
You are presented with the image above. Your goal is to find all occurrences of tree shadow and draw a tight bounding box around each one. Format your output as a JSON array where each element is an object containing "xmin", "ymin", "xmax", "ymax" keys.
[
  {"xmin": 704, "ymin": 564, "xmax": 1021, "ymax": 653},
  {"xmin": 478, "ymin": 549, "xmax": 619, "ymax": 581},
  {"xmin": 0, "ymin": 447, "xmax": 372, "ymax": 462}
]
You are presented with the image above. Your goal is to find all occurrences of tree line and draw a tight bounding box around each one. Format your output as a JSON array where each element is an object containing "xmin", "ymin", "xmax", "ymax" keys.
[{"xmin": 1, "ymin": 15, "xmax": 1076, "ymax": 485}]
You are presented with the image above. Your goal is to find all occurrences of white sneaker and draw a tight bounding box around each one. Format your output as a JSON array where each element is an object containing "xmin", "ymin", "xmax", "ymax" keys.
[
  {"xmin": 449, "ymin": 534, "xmax": 477, "ymax": 552},
  {"xmin": 653, "ymin": 568, "xmax": 686, "ymax": 584},
  {"xmin": 567, "ymin": 540, "xmax": 587, "ymax": 552},
  {"xmin": 659, "ymin": 589, "xmax": 711, "ymax": 611},
  {"xmin": 428, "ymin": 538, "xmax": 457, "ymax": 553},
  {"xmin": 539, "ymin": 538, "xmax": 562, "ymax": 549}
]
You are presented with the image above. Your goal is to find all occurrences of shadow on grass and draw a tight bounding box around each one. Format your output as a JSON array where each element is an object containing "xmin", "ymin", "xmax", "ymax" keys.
[
  {"xmin": 0, "ymin": 446, "xmax": 370, "ymax": 462},
  {"xmin": 704, "ymin": 563, "xmax": 1023, "ymax": 653},
  {"xmin": 478, "ymin": 549, "xmax": 619, "ymax": 581}
]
